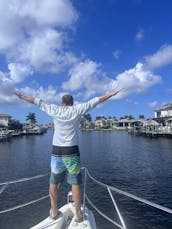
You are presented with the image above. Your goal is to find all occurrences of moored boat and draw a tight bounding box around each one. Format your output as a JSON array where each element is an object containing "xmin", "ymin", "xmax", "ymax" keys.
[{"xmin": 0, "ymin": 128, "xmax": 11, "ymax": 141}]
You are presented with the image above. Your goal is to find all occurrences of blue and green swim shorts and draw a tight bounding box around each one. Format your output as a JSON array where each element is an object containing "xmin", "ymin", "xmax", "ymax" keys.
[{"xmin": 49, "ymin": 145, "xmax": 82, "ymax": 185}]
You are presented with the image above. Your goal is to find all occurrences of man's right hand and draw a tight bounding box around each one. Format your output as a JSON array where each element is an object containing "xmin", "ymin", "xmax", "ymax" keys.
[
  {"xmin": 98, "ymin": 88, "xmax": 123, "ymax": 103},
  {"xmin": 111, "ymin": 88, "xmax": 123, "ymax": 96},
  {"xmin": 14, "ymin": 91, "xmax": 35, "ymax": 104},
  {"xmin": 14, "ymin": 91, "xmax": 22, "ymax": 98}
]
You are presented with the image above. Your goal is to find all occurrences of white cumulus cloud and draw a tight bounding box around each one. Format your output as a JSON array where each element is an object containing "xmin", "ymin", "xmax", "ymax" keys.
[
  {"xmin": 16, "ymin": 0, "xmax": 78, "ymax": 27},
  {"xmin": 0, "ymin": 1, "xmax": 171, "ymax": 107},
  {"xmin": 0, "ymin": 72, "xmax": 17, "ymax": 105},
  {"xmin": 62, "ymin": 60, "xmax": 113, "ymax": 98},
  {"xmin": 8, "ymin": 63, "xmax": 33, "ymax": 83},
  {"xmin": 145, "ymin": 45, "xmax": 172, "ymax": 69},
  {"xmin": 18, "ymin": 85, "xmax": 72, "ymax": 105},
  {"xmin": 110, "ymin": 63, "xmax": 161, "ymax": 99},
  {"xmin": 0, "ymin": 0, "xmax": 78, "ymax": 77},
  {"xmin": 62, "ymin": 61, "xmax": 161, "ymax": 100}
]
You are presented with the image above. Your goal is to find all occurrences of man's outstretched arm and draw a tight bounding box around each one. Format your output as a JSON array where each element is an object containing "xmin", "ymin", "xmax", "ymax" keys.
[
  {"xmin": 76, "ymin": 88, "xmax": 123, "ymax": 115},
  {"xmin": 14, "ymin": 91, "xmax": 34, "ymax": 104},
  {"xmin": 98, "ymin": 89, "xmax": 122, "ymax": 103},
  {"xmin": 14, "ymin": 91, "xmax": 60, "ymax": 117}
]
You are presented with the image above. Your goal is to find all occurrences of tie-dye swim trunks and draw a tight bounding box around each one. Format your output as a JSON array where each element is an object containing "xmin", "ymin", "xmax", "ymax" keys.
[{"xmin": 49, "ymin": 145, "xmax": 82, "ymax": 185}]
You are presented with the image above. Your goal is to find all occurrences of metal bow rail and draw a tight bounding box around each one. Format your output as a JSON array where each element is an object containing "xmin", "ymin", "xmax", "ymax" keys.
[
  {"xmin": 0, "ymin": 168, "xmax": 172, "ymax": 229},
  {"xmin": 83, "ymin": 168, "xmax": 126, "ymax": 229},
  {"xmin": 0, "ymin": 173, "xmax": 49, "ymax": 214},
  {"xmin": 82, "ymin": 167, "xmax": 172, "ymax": 229}
]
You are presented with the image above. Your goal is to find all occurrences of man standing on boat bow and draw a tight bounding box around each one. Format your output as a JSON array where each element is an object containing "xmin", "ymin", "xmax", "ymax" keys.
[{"xmin": 14, "ymin": 88, "xmax": 122, "ymax": 222}]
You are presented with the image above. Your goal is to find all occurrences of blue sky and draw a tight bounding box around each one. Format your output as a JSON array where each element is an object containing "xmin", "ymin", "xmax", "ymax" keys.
[{"xmin": 0, "ymin": 0, "xmax": 172, "ymax": 124}]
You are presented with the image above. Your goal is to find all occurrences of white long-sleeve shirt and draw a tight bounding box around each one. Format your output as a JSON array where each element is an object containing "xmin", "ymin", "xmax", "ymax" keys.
[{"xmin": 34, "ymin": 97, "xmax": 99, "ymax": 146}]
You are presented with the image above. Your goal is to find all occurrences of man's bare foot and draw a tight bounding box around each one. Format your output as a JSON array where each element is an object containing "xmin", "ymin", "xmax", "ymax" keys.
[
  {"xmin": 74, "ymin": 211, "xmax": 83, "ymax": 222},
  {"xmin": 49, "ymin": 209, "xmax": 61, "ymax": 220}
]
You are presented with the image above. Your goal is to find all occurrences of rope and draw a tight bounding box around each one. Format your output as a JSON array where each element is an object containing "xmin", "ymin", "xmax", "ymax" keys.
[
  {"xmin": 0, "ymin": 184, "xmax": 8, "ymax": 195},
  {"xmin": 85, "ymin": 194, "xmax": 124, "ymax": 229},
  {"xmin": 0, "ymin": 195, "xmax": 49, "ymax": 214},
  {"xmin": 85, "ymin": 168, "xmax": 172, "ymax": 215},
  {"xmin": 0, "ymin": 167, "xmax": 172, "ymax": 220},
  {"xmin": 0, "ymin": 173, "xmax": 49, "ymax": 186},
  {"xmin": 107, "ymin": 187, "xmax": 126, "ymax": 229}
]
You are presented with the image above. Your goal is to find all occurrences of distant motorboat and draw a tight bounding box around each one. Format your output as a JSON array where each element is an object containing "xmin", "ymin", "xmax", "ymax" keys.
[{"xmin": 22, "ymin": 126, "xmax": 47, "ymax": 135}]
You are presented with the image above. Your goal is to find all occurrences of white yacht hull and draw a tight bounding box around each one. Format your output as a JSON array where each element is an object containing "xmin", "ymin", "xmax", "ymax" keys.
[{"xmin": 31, "ymin": 203, "xmax": 97, "ymax": 229}]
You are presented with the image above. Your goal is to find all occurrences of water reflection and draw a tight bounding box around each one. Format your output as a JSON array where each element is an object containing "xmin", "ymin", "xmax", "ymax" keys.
[{"xmin": 0, "ymin": 130, "xmax": 172, "ymax": 228}]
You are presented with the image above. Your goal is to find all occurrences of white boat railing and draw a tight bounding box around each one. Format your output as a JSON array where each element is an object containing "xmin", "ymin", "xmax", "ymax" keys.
[
  {"xmin": 0, "ymin": 168, "xmax": 172, "ymax": 228},
  {"xmin": 85, "ymin": 168, "xmax": 172, "ymax": 214},
  {"xmin": 0, "ymin": 173, "xmax": 49, "ymax": 214},
  {"xmin": 82, "ymin": 168, "xmax": 126, "ymax": 229}
]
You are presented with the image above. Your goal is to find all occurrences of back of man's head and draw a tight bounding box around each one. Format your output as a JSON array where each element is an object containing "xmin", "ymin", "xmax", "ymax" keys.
[{"xmin": 62, "ymin": 94, "xmax": 74, "ymax": 106}]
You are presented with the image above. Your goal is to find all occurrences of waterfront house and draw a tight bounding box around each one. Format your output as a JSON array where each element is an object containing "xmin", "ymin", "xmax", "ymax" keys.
[
  {"xmin": 132, "ymin": 120, "xmax": 145, "ymax": 127},
  {"xmin": 111, "ymin": 119, "xmax": 119, "ymax": 129},
  {"xmin": 143, "ymin": 119, "xmax": 160, "ymax": 132},
  {"xmin": 0, "ymin": 114, "xmax": 11, "ymax": 127},
  {"xmin": 165, "ymin": 118, "xmax": 172, "ymax": 126},
  {"xmin": 95, "ymin": 118, "xmax": 107, "ymax": 129},
  {"xmin": 117, "ymin": 118, "xmax": 135, "ymax": 129},
  {"xmin": 155, "ymin": 103, "xmax": 172, "ymax": 118},
  {"xmin": 95, "ymin": 118, "xmax": 118, "ymax": 129},
  {"xmin": 106, "ymin": 118, "xmax": 118, "ymax": 129}
]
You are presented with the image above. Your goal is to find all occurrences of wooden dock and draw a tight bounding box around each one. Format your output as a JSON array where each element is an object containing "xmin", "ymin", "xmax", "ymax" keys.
[
  {"xmin": 129, "ymin": 127, "xmax": 172, "ymax": 138},
  {"xmin": 0, "ymin": 126, "xmax": 47, "ymax": 142},
  {"xmin": 0, "ymin": 129, "xmax": 11, "ymax": 142}
]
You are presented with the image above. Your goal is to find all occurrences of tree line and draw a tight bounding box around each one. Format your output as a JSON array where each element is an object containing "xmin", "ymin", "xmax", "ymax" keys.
[
  {"xmin": 79, "ymin": 113, "xmax": 145, "ymax": 129},
  {"xmin": 1, "ymin": 112, "xmax": 145, "ymax": 130},
  {"xmin": 95, "ymin": 114, "xmax": 145, "ymax": 120}
]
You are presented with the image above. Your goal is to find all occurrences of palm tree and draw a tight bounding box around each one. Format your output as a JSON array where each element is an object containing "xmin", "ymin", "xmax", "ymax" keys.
[
  {"xmin": 80, "ymin": 117, "xmax": 85, "ymax": 129},
  {"xmin": 80, "ymin": 113, "xmax": 92, "ymax": 129},
  {"xmin": 9, "ymin": 119, "xmax": 23, "ymax": 130},
  {"xmin": 139, "ymin": 114, "xmax": 145, "ymax": 120},
  {"xmin": 124, "ymin": 115, "xmax": 135, "ymax": 120},
  {"xmin": 128, "ymin": 115, "xmax": 135, "ymax": 120},
  {"xmin": 83, "ymin": 113, "xmax": 92, "ymax": 123},
  {"xmin": 95, "ymin": 116, "xmax": 102, "ymax": 121},
  {"xmin": 113, "ymin": 116, "xmax": 118, "ymax": 121},
  {"xmin": 26, "ymin": 112, "xmax": 37, "ymax": 126}
]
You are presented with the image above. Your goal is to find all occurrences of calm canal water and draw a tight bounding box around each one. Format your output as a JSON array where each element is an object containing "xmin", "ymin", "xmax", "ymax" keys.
[{"xmin": 0, "ymin": 130, "xmax": 172, "ymax": 229}]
